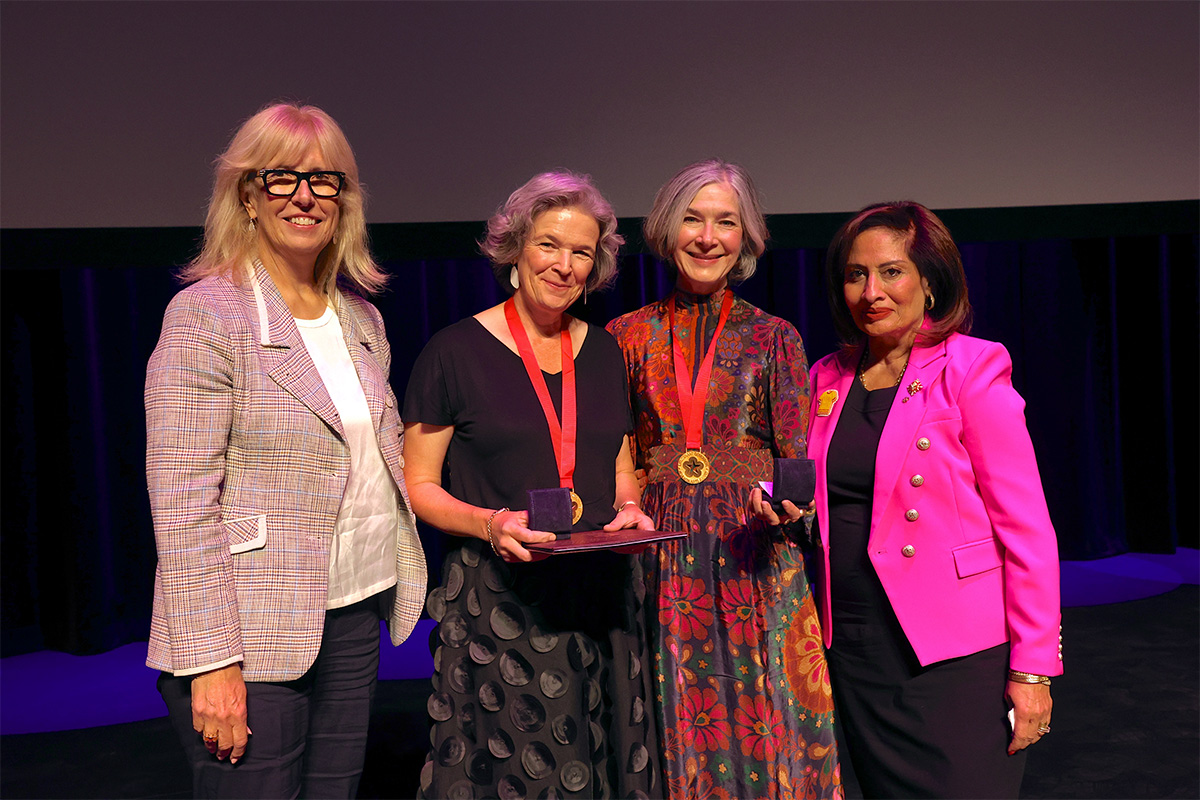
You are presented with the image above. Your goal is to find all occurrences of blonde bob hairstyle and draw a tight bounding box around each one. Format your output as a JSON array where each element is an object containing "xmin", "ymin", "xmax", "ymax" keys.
[
  {"xmin": 642, "ymin": 159, "xmax": 768, "ymax": 284},
  {"xmin": 180, "ymin": 102, "xmax": 386, "ymax": 295},
  {"xmin": 480, "ymin": 171, "xmax": 624, "ymax": 294}
]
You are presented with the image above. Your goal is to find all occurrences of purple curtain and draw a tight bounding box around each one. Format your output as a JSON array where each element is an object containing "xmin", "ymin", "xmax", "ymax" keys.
[{"xmin": 2, "ymin": 225, "xmax": 1195, "ymax": 656}]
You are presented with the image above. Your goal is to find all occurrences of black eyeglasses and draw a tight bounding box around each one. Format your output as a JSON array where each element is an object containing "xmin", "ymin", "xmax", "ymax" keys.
[{"xmin": 254, "ymin": 169, "xmax": 346, "ymax": 198}]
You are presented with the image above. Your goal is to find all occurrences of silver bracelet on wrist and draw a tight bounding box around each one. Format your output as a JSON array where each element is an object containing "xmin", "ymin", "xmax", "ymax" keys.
[{"xmin": 486, "ymin": 507, "xmax": 509, "ymax": 557}]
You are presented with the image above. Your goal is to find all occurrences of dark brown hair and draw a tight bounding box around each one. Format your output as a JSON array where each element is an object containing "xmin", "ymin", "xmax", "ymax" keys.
[{"xmin": 824, "ymin": 201, "xmax": 972, "ymax": 349}]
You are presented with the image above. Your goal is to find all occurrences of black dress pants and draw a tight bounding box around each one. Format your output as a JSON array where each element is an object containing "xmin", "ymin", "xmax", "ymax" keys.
[{"xmin": 160, "ymin": 594, "xmax": 383, "ymax": 799}]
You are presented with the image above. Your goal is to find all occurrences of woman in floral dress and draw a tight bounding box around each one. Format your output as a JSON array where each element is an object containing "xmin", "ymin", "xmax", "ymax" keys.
[{"xmin": 607, "ymin": 160, "xmax": 841, "ymax": 800}]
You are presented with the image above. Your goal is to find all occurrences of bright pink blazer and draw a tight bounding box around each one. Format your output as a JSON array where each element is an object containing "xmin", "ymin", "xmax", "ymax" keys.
[{"xmin": 808, "ymin": 333, "xmax": 1063, "ymax": 676}]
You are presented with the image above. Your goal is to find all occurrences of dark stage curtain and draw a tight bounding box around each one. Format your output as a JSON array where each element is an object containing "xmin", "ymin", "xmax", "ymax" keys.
[{"xmin": 2, "ymin": 203, "xmax": 1196, "ymax": 656}]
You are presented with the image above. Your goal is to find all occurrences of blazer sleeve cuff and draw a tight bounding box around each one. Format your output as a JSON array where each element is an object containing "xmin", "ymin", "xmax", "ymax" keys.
[{"xmin": 171, "ymin": 653, "xmax": 244, "ymax": 678}]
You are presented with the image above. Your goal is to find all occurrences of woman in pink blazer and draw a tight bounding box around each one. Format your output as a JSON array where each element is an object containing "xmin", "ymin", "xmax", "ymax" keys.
[
  {"xmin": 804, "ymin": 202, "xmax": 1061, "ymax": 798},
  {"xmin": 145, "ymin": 103, "xmax": 425, "ymax": 798}
]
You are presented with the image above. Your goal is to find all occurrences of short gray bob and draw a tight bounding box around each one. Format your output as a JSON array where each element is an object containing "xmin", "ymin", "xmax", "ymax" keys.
[{"xmin": 642, "ymin": 159, "xmax": 768, "ymax": 284}]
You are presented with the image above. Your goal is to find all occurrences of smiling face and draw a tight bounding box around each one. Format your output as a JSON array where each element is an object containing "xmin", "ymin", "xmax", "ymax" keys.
[
  {"xmin": 672, "ymin": 182, "xmax": 743, "ymax": 294},
  {"xmin": 514, "ymin": 206, "xmax": 600, "ymax": 319},
  {"xmin": 242, "ymin": 146, "xmax": 340, "ymax": 273},
  {"xmin": 843, "ymin": 227, "xmax": 931, "ymax": 348}
]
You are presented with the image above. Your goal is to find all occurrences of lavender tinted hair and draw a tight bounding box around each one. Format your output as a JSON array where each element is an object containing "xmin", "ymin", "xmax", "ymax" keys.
[
  {"xmin": 642, "ymin": 159, "xmax": 768, "ymax": 283},
  {"xmin": 181, "ymin": 102, "xmax": 386, "ymax": 295},
  {"xmin": 481, "ymin": 171, "xmax": 624, "ymax": 294}
]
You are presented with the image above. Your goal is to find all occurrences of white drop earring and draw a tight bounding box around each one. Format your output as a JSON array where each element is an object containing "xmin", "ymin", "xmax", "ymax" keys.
[{"xmin": 510, "ymin": 266, "xmax": 520, "ymax": 289}]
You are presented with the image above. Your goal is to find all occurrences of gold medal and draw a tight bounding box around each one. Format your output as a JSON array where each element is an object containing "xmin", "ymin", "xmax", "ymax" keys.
[
  {"xmin": 569, "ymin": 491, "xmax": 584, "ymax": 525},
  {"xmin": 677, "ymin": 450, "xmax": 711, "ymax": 484},
  {"xmin": 669, "ymin": 292, "xmax": 733, "ymax": 489}
]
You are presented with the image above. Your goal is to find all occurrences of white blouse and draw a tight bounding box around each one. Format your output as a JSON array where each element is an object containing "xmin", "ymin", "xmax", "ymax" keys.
[{"xmin": 295, "ymin": 305, "xmax": 398, "ymax": 609}]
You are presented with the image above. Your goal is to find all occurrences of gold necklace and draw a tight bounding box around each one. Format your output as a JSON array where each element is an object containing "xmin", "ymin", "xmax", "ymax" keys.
[{"xmin": 858, "ymin": 350, "xmax": 909, "ymax": 390}]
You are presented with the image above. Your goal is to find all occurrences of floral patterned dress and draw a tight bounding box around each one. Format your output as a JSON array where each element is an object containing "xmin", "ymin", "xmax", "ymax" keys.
[{"xmin": 607, "ymin": 288, "xmax": 841, "ymax": 800}]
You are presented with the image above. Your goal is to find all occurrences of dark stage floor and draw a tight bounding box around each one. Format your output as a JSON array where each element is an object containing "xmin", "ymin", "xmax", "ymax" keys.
[{"xmin": 2, "ymin": 550, "xmax": 1197, "ymax": 799}]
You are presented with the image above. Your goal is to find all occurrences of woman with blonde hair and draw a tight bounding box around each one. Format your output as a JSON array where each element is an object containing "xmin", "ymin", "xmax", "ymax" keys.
[{"xmin": 146, "ymin": 102, "xmax": 425, "ymax": 798}]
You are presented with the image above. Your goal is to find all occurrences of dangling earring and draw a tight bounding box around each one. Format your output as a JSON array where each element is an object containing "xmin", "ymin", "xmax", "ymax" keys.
[
  {"xmin": 248, "ymin": 217, "xmax": 257, "ymax": 234},
  {"xmin": 509, "ymin": 266, "xmax": 520, "ymax": 290},
  {"xmin": 583, "ymin": 281, "xmax": 588, "ymax": 305},
  {"xmin": 925, "ymin": 293, "xmax": 935, "ymax": 311}
]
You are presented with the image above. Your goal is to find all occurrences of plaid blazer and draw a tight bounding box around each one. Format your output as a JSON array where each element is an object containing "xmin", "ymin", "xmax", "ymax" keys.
[{"xmin": 145, "ymin": 263, "xmax": 426, "ymax": 682}]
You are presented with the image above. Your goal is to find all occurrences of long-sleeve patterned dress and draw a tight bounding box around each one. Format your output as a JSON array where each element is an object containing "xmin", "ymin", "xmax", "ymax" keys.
[{"xmin": 607, "ymin": 288, "xmax": 842, "ymax": 800}]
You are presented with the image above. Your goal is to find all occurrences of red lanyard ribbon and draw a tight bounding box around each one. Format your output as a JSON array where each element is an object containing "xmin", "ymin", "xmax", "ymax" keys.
[
  {"xmin": 504, "ymin": 297, "xmax": 576, "ymax": 489},
  {"xmin": 668, "ymin": 289, "xmax": 735, "ymax": 450}
]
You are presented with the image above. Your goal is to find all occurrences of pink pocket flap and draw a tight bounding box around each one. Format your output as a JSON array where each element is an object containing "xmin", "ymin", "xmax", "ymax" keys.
[{"xmin": 953, "ymin": 538, "xmax": 1002, "ymax": 578}]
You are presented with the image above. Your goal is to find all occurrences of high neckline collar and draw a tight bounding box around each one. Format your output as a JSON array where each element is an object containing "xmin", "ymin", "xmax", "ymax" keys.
[{"xmin": 672, "ymin": 285, "xmax": 729, "ymax": 312}]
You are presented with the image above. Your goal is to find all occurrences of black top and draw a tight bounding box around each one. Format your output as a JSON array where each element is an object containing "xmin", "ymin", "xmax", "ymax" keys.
[
  {"xmin": 826, "ymin": 376, "xmax": 899, "ymax": 623},
  {"xmin": 403, "ymin": 316, "xmax": 632, "ymax": 531},
  {"xmin": 404, "ymin": 318, "xmax": 659, "ymax": 799},
  {"xmin": 822, "ymin": 379, "xmax": 1024, "ymax": 799}
]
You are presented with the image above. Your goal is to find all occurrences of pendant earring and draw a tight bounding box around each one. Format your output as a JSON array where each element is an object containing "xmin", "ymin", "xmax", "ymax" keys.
[
  {"xmin": 583, "ymin": 281, "xmax": 588, "ymax": 305},
  {"xmin": 925, "ymin": 293, "xmax": 935, "ymax": 310},
  {"xmin": 248, "ymin": 218, "xmax": 257, "ymax": 234},
  {"xmin": 509, "ymin": 266, "xmax": 520, "ymax": 290}
]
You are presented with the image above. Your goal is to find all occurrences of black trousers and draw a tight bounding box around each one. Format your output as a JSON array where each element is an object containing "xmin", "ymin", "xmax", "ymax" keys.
[
  {"xmin": 160, "ymin": 594, "xmax": 383, "ymax": 799},
  {"xmin": 828, "ymin": 604, "xmax": 1026, "ymax": 800}
]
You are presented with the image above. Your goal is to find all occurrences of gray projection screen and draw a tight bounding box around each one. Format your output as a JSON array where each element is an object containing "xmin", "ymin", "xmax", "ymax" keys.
[{"xmin": 1, "ymin": 1, "xmax": 1196, "ymax": 229}]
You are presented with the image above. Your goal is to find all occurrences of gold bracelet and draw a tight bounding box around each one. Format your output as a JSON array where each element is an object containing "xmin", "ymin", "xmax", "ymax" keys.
[
  {"xmin": 1008, "ymin": 670, "xmax": 1051, "ymax": 686},
  {"xmin": 486, "ymin": 507, "xmax": 509, "ymax": 557},
  {"xmin": 617, "ymin": 500, "xmax": 640, "ymax": 512}
]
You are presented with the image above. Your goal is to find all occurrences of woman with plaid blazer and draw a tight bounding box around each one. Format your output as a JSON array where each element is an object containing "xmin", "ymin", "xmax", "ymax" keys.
[{"xmin": 145, "ymin": 103, "xmax": 425, "ymax": 798}]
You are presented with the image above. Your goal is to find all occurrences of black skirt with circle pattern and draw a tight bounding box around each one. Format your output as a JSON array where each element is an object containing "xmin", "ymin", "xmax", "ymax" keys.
[{"xmin": 419, "ymin": 540, "xmax": 660, "ymax": 799}]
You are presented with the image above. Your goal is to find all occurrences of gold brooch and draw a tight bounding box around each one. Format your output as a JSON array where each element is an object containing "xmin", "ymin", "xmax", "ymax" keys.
[
  {"xmin": 907, "ymin": 380, "xmax": 923, "ymax": 396},
  {"xmin": 816, "ymin": 390, "xmax": 839, "ymax": 417}
]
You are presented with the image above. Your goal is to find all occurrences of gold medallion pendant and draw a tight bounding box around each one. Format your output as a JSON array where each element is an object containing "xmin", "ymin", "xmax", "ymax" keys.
[
  {"xmin": 569, "ymin": 490, "xmax": 584, "ymax": 525},
  {"xmin": 677, "ymin": 450, "xmax": 711, "ymax": 484}
]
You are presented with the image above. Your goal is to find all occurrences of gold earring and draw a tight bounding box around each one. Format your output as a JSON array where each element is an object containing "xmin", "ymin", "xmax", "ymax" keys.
[{"xmin": 925, "ymin": 294, "xmax": 935, "ymax": 310}]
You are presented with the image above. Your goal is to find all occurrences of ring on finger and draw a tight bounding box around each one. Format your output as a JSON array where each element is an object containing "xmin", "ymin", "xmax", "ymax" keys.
[{"xmin": 1037, "ymin": 725, "xmax": 1051, "ymax": 734}]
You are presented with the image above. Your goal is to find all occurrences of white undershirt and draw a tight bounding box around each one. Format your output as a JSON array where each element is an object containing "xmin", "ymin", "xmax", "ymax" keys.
[{"xmin": 294, "ymin": 306, "xmax": 399, "ymax": 609}]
